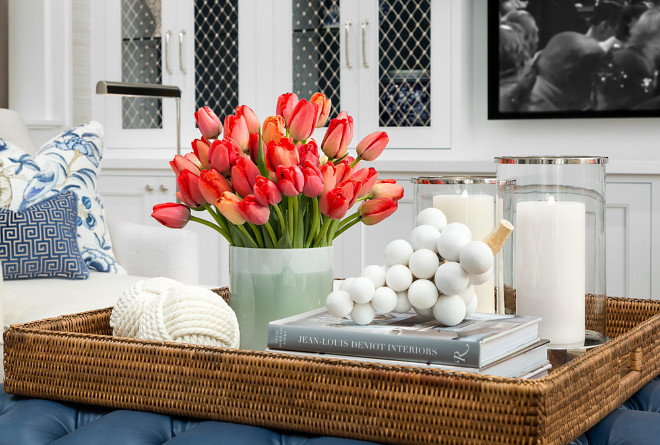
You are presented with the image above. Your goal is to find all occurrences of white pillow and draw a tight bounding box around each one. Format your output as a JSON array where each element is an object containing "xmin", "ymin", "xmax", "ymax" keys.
[{"xmin": 0, "ymin": 121, "xmax": 125, "ymax": 273}]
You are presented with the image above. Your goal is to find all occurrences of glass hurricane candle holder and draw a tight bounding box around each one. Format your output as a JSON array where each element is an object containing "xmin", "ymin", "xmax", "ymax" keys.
[
  {"xmin": 412, "ymin": 176, "xmax": 497, "ymax": 313},
  {"xmin": 495, "ymin": 156, "xmax": 608, "ymax": 350}
]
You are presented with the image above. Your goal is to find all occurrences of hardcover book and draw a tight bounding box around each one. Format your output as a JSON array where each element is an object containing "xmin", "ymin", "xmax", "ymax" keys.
[
  {"xmin": 267, "ymin": 309, "xmax": 541, "ymax": 368},
  {"xmin": 269, "ymin": 339, "xmax": 550, "ymax": 379}
]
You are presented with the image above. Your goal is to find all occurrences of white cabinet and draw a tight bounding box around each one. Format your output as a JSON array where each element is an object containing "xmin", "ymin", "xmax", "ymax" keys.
[{"xmin": 271, "ymin": 0, "xmax": 452, "ymax": 149}]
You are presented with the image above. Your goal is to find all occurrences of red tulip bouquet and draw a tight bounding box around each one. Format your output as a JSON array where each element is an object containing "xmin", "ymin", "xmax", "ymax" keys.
[{"xmin": 152, "ymin": 92, "xmax": 403, "ymax": 248}]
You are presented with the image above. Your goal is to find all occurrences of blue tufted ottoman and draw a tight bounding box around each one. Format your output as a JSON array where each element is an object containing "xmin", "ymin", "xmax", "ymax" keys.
[{"xmin": 0, "ymin": 378, "xmax": 659, "ymax": 444}]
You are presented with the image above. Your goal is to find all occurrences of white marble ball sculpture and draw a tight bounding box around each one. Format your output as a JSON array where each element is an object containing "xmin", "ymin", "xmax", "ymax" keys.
[{"xmin": 325, "ymin": 207, "xmax": 498, "ymax": 326}]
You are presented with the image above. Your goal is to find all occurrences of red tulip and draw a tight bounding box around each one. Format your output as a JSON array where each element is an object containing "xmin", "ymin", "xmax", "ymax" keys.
[
  {"xmin": 369, "ymin": 179, "xmax": 404, "ymax": 201},
  {"xmin": 320, "ymin": 162, "xmax": 337, "ymax": 194},
  {"xmin": 352, "ymin": 167, "xmax": 379, "ymax": 198},
  {"xmin": 333, "ymin": 159, "xmax": 355, "ymax": 184},
  {"xmin": 356, "ymin": 131, "xmax": 389, "ymax": 161},
  {"xmin": 224, "ymin": 114, "xmax": 249, "ymax": 152},
  {"xmin": 319, "ymin": 186, "xmax": 350, "ymax": 219},
  {"xmin": 301, "ymin": 160, "xmax": 324, "ymax": 198},
  {"xmin": 261, "ymin": 115, "xmax": 286, "ymax": 147},
  {"xmin": 215, "ymin": 191, "xmax": 245, "ymax": 225},
  {"xmin": 177, "ymin": 169, "xmax": 205, "ymax": 208},
  {"xmin": 237, "ymin": 195, "xmax": 270, "ymax": 225},
  {"xmin": 266, "ymin": 137, "xmax": 299, "ymax": 171},
  {"xmin": 194, "ymin": 106, "xmax": 222, "ymax": 140},
  {"xmin": 170, "ymin": 154, "xmax": 201, "ymax": 177},
  {"xmin": 151, "ymin": 203, "xmax": 191, "ymax": 228},
  {"xmin": 297, "ymin": 139, "xmax": 319, "ymax": 166},
  {"xmin": 275, "ymin": 165, "xmax": 304, "ymax": 197},
  {"xmin": 235, "ymin": 105, "xmax": 260, "ymax": 135},
  {"xmin": 208, "ymin": 138, "xmax": 241, "ymax": 175},
  {"xmin": 321, "ymin": 111, "xmax": 353, "ymax": 159},
  {"xmin": 310, "ymin": 92, "xmax": 331, "ymax": 128},
  {"xmin": 231, "ymin": 156, "xmax": 260, "ymax": 198},
  {"xmin": 184, "ymin": 152, "xmax": 203, "ymax": 170},
  {"xmin": 288, "ymin": 99, "xmax": 319, "ymax": 142},
  {"xmin": 198, "ymin": 169, "xmax": 232, "ymax": 204},
  {"xmin": 248, "ymin": 132, "xmax": 262, "ymax": 164},
  {"xmin": 253, "ymin": 175, "xmax": 282, "ymax": 207},
  {"xmin": 276, "ymin": 92, "xmax": 299, "ymax": 126},
  {"xmin": 359, "ymin": 198, "xmax": 398, "ymax": 225},
  {"xmin": 191, "ymin": 138, "xmax": 211, "ymax": 169},
  {"xmin": 337, "ymin": 179, "xmax": 362, "ymax": 208}
]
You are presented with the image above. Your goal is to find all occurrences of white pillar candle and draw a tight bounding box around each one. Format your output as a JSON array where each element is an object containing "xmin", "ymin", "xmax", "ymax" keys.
[
  {"xmin": 515, "ymin": 197, "xmax": 585, "ymax": 346},
  {"xmin": 433, "ymin": 191, "xmax": 495, "ymax": 312}
]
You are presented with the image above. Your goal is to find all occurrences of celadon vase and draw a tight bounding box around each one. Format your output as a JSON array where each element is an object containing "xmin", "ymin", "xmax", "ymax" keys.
[{"xmin": 228, "ymin": 246, "xmax": 333, "ymax": 350}]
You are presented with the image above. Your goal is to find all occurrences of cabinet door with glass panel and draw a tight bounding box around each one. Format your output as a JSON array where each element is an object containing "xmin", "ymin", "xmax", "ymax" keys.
[
  {"xmin": 276, "ymin": 0, "xmax": 451, "ymax": 149},
  {"xmin": 92, "ymin": 0, "xmax": 242, "ymax": 154}
]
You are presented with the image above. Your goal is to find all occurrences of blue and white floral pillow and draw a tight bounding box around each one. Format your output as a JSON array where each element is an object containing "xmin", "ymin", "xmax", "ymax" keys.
[{"xmin": 0, "ymin": 121, "xmax": 125, "ymax": 273}]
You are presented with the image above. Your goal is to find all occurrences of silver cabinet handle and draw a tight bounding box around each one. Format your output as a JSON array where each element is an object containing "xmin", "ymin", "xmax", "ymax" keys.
[
  {"xmin": 361, "ymin": 19, "xmax": 369, "ymax": 68},
  {"xmin": 145, "ymin": 184, "xmax": 154, "ymax": 192},
  {"xmin": 165, "ymin": 30, "xmax": 173, "ymax": 75},
  {"xmin": 159, "ymin": 184, "xmax": 169, "ymax": 192},
  {"xmin": 178, "ymin": 30, "xmax": 186, "ymax": 74},
  {"xmin": 344, "ymin": 20, "xmax": 352, "ymax": 69}
]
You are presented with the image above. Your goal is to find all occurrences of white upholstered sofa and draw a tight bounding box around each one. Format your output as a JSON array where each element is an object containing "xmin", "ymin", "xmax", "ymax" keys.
[{"xmin": 0, "ymin": 109, "xmax": 199, "ymax": 376}]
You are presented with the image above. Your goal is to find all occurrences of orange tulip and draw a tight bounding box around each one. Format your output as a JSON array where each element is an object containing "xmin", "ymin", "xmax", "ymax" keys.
[
  {"xmin": 191, "ymin": 138, "xmax": 211, "ymax": 169},
  {"xmin": 261, "ymin": 115, "xmax": 286, "ymax": 147},
  {"xmin": 266, "ymin": 137, "xmax": 299, "ymax": 171},
  {"xmin": 288, "ymin": 99, "xmax": 319, "ymax": 142},
  {"xmin": 276, "ymin": 92, "xmax": 299, "ymax": 126},
  {"xmin": 310, "ymin": 93, "xmax": 332, "ymax": 128},
  {"xmin": 215, "ymin": 191, "xmax": 245, "ymax": 225},
  {"xmin": 198, "ymin": 169, "xmax": 233, "ymax": 204}
]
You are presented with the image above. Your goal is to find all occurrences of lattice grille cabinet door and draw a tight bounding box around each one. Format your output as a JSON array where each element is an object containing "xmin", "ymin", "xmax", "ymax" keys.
[
  {"xmin": 357, "ymin": 0, "xmax": 451, "ymax": 149},
  {"xmin": 93, "ymin": 0, "xmax": 181, "ymax": 152}
]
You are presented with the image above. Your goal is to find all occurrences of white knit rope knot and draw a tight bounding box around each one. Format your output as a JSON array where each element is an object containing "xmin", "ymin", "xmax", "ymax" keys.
[{"xmin": 110, "ymin": 277, "xmax": 239, "ymax": 349}]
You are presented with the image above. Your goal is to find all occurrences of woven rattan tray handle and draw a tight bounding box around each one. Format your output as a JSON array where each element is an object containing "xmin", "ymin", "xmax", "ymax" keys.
[{"xmin": 619, "ymin": 347, "xmax": 643, "ymax": 390}]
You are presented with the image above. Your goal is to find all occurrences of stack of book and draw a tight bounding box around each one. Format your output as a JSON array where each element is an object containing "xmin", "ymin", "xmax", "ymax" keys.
[{"xmin": 267, "ymin": 309, "xmax": 550, "ymax": 378}]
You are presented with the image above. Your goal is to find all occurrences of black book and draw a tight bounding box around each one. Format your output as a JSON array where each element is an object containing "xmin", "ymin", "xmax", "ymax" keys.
[{"xmin": 268, "ymin": 309, "xmax": 541, "ymax": 368}]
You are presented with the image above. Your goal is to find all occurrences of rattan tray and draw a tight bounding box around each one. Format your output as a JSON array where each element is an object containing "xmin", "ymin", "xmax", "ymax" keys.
[{"xmin": 4, "ymin": 292, "xmax": 660, "ymax": 445}]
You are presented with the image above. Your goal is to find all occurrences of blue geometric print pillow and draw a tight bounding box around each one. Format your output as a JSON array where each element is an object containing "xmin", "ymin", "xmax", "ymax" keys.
[
  {"xmin": 0, "ymin": 122, "xmax": 125, "ymax": 273},
  {"xmin": 0, "ymin": 191, "xmax": 89, "ymax": 280}
]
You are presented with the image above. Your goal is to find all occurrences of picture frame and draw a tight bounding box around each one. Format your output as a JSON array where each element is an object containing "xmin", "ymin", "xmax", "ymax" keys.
[{"xmin": 488, "ymin": 0, "xmax": 660, "ymax": 120}]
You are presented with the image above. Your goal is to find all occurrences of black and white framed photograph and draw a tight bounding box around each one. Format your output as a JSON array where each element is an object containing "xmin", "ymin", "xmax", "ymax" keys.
[{"xmin": 488, "ymin": 0, "xmax": 660, "ymax": 119}]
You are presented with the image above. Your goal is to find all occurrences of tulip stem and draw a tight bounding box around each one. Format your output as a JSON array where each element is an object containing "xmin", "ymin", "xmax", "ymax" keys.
[
  {"xmin": 288, "ymin": 196, "xmax": 294, "ymax": 242},
  {"xmin": 332, "ymin": 217, "xmax": 361, "ymax": 240},
  {"xmin": 304, "ymin": 197, "xmax": 320, "ymax": 248},
  {"xmin": 292, "ymin": 196, "xmax": 300, "ymax": 247},
  {"xmin": 273, "ymin": 204, "xmax": 286, "ymax": 238},
  {"xmin": 237, "ymin": 225, "xmax": 259, "ymax": 248},
  {"xmin": 204, "ymin": 204, "xmax": 230, "ymax": 234},
  {"xmin": 326, "ymin": 219, "xmax": 341, "ymax": 245},
  {"xmin": 349, "ymin": 156, "xmax": 362, "ymax": 168},
  {"xmin": 313, "ymin": 217, "xmax": 332, "ymax": 247},
  {"xmin": 337, "ymin": 211, "xmax": 360, "ymax": 229},
  {"xmin": 265, "ymin": 221, "xmax": 278, "ymax": 246},
  {"xmin": 190, "ymin": 215, "xmax": 232, "ymax": 244},
  {"xmin": 248, "ymin": 223, "xmax": 264, "ymax": 247}
]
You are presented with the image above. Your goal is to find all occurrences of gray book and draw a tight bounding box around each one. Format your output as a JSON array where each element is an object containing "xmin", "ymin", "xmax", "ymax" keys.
[{"xmin": 268, "ymin": 309, "xmax": 541, "ymax": 368}]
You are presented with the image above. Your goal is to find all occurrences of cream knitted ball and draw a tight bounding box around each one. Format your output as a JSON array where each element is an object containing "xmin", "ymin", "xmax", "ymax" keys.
[{"xmin": 110, "ymin": 277, "xmax": 240, "ymax": 348}]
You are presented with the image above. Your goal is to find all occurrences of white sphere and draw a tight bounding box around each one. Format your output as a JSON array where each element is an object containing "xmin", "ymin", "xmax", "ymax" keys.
[
  {"xmin": 469, "ymin": 267, "xmax": 493, "ymax": 286},
  {"xmin": 458, "ymin": 285, "xmax": 476, "ymax": 305},
  {"xmin": 326, "ymin": 290, "xmax": 354, "ymax": 318},
  {"xmin": 465, "ymin": 295, "xmax": 478, "ymax": 316},
  {"xmin": 432, "ymin": 294, "xmax": 467, "ymax": 326},
  {"xmin": 416, "ymin": 208, "xmax": 448, "ymax": 232},
  {"xmin": 459, "ymin": 241, "xmax": 494, "ymax": 275},
  {"xmin": 408, "ymin": 249, "xmax": 440, "ymax": 279},
  {"xmin": 415, "ymin": 305, "xmax": 434, "ymax": 318},
  {"xmin": 410, "ymin": 225, "xmax": 441, "ymax": 252},
  {"xmin": 385, "ymin": 265, "xmax": 414, "ymax": 292},
  {"xmin": 361, "ymin": 264, "xmax": 386, "ymax": 288},
  {"xmin": 340, "ymin": 277, "xmax": 355, "ymax": 292},
  {"xmin": 351, "ymin": 303, "xmax": 376, "ymax": 325},
  {"xmin": 371, "ymin": 287, "xmax": 398, "ymax": 313},
  {"xmin": 385, "ymin": 239, "xmax": 414, "ymax": 266},
  {"xmin": 434, "ymin": 262, "xmax": 470, "ymax": 296},
  {"xmin": 437, "ymin": 225, "xmax": 472, "ymax": 262},
  {"xmin": 407, "ymin": 279, "xmax": 439, "ymax": 309},
  {"xmin": 394, "ymin": 291, "xmax": 412, "ymax": 313},
  {"xmin": 349, "ymin": 277, "xmax": 376, "ymax": 304}
]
